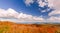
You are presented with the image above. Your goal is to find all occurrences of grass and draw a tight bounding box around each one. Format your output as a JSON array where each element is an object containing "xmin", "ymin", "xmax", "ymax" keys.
[{"xmin": 0, "ymin": 21, "xmax": 60, "ymax": 33}]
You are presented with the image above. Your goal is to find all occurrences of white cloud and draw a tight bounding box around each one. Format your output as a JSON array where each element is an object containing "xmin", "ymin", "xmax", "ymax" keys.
[
  {"xmin": 7, "ymin": 8, "xmax": 19, "ymax": 18},
  {"xmin": 24, "ymin": 0, "xmax": 47, "ymax": 7},
  {"xmin": 0, "ymin": 8, "xmax": 19, "ymax": 18},
  {"xmin": 45, "ymin": 16, "xmax": 60, "ymax": 23},
  {"xmin": 24, "ymin": 0, "xmax": 34, "ymax": 6},
  {"xmin": 48, "ymin": 0, "xmax": 60, "ymax": 9},
  {"xmin": 0, "ymin": 0, "xmax": 60, "ymax": 23},
  {"xmin": 0, "ymin": 9, "xmax": 60, "ymax": 24},
  {"xmin": 49, "ymin": 10, "xmax": 60, "ymax": 16},
  {"xmin": 0, "ymin": 8, "xmax": 60, "ymax": 23},
  {"xmin": 37, "ymin": 0, "xmax": 60, "ymax": 13},
  {"xmin": 48, "ymin": 0, "xmax": 60, "ymax": 16},
  {"xmin": 23, "ymin": 0, "xmax": 60, "ymax": 23},
  {"xmin": 48, "ymin": 10, "xmax": 60, "ymax": 22},
  {"xmin": 17, "ymin": 13, "xmax": 44, "ymax": 22},
  {"xmin": 24, "ymin": 0, "xmax": 49, "ymax": 13},
  {"xmin": 0, "ymin": 8, "xmax": 45, "ymax": 22},
  {"xmin": 46, "ymin": 0, "xmax": 60, "ymax": 22},
  {"xmin": 37, "ymin": 0, "xmax": 47, "ymax": 7},
  {"xmin": 48, "ymin": 0, "xmax": 54, "ymax": 8}
]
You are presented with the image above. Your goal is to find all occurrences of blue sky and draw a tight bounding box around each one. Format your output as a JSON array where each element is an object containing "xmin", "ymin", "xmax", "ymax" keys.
[
  {"xmin": 0, "ymin": 0, "xmax": 60, "ymax": 23},
  {"xmin": 0, "ymin": 0, "xmax": 53, "ymax": 17}
]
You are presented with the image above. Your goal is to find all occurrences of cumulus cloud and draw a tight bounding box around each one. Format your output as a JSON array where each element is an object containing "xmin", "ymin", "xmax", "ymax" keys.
[
  {"xmin": 37, "ymin": 0, "xmax": 47, "ymax": 7},
  {"xmin": 48, "ymin": 11, "xmax": 60, "ymax": 22},
  {"xmin": 48, "ymin": 0, "xmax": 54, "ymax": 8},
  {"xmin": 0, "ymin": 0, "xmax": 60, "ymax": 23},
  {"xmin": 49, "ymin": 10, "xmax": 60, "ymax": 16},
  {"xmin": 17, "ymin": 13, "xmax": 45, "ymax": 22},
  {"xmin": 38, "ymin": 0, "xmax": 60, "ymax": 22},
  {"xmin": 0, "ymin": 8, "xmax": 45, "ymax": 22},
  {"xmin": 0, "ymin": 8, "xmax": 60, "ymax": 23},
  {"xmin": 23, "ymin": 0, "xmax": 60, "ymax": 23},
  {"xmin": 24, "ymin": 0, "xmax": 50, "ymax": 13},
  {"xmin": 47, "ymin": 0, "xmax": 60, "ymax": 22},
  {"xmin": 49, "ymin": 17, "xmax": 60, "ymax": 22},
  {"xmin": 24, "ymin": 0, "xmax": 48, "ymax": 7},
  {"xmin": 48, "ymin": 0, "xmax": 60, "ymax": 16},
  {"xmin": 48, "ymin": 0, "xmax": 60, "ymax": 9},
  {"xmin": 0, "ymin": 8, "xmax": 19, "ymax": 18},
  {"xmin": 24, "ymin": 0, "xmax": 34, "ymax": 6}
]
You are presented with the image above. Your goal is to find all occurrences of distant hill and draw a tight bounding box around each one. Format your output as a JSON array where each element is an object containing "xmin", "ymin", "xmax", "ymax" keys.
[{"xmin": 0, "ymin": 21, "xmax": 60, "ymax": 33}]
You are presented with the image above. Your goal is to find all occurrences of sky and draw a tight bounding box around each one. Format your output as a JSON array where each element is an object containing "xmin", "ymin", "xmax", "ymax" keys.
[
  {"xmin": 0, "ymin": 0, "xmax": 60, "ymax": 23},
  {"xmin": 0, "ymin": 0, "xmax": 52, "ymax": 16}
]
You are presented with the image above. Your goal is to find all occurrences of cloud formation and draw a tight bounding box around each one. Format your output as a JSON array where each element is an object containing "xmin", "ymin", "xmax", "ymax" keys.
[
  {"xmin": 48, "ymin": 0, "xmax": 60, "ymax": 16},
  {"xmin": 17, "ymin": 13, "xmax": 44, "ymax": 22},
  {"xmin": 24, "ymin": 0, "xmax": 48, "ymax": 7},
  {"xmin": 49, "ymin": 10, "xmax": 60, "ymax": 16},
  {"xmin": 48, "ymin": 0, "xmax": 60, "ymax": 22},
  {"xmin": 0, "ymin": 8, "xmax": 60, "ymax": 23},
  {"xmin": 48, "ymin": 17, "xmax": 60, "ymax": 22},
  {"xmin": 24, "ymin": 0, "xmax": 34, "ymax": 6},
  {"xmin": 0, "ymin": 0, "xmax": 60, "ymax": 23},
  {"xmin": 24, "ymin": 0, "xmax": 50, "ymax": 13},
  {"xmin": 0, "ymin": 8, "xmax": 19, "ymax": 18},
  {"xmin": 0, "ymin": 8, "xmax": 45, "ymax": 22},
  {"xmin": 23, "ymin": 0, "xmax": 60, "ymax": 23},
  {"xmin": 37, "ymin": 0, "xmax": 48, "ymax": 7},
  {"xmin": 48, "ymin": 0, "xmax": 60, "ymax": 8}
]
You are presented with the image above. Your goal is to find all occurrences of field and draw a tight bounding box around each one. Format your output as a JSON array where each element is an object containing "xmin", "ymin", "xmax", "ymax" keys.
[{"xmin": 0, "ymin": 21, "xmax": 60, "ymax": 33}]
